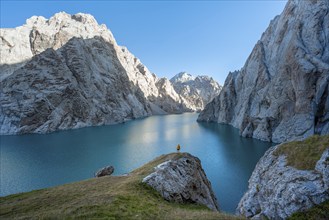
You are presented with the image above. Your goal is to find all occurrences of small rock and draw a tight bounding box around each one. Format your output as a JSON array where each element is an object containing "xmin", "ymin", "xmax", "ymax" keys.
[{"xmin": 95, "ymin": 166, "xmax": 114, "ymax": 177}]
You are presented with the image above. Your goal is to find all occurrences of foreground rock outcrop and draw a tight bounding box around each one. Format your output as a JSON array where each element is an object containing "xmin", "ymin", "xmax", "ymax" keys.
[
  {"xmin": 237, "ymin": 142, "xmax": 329, "ymax": 219},
  {"xmin": 0, "ymin": 12, "xmax": 220, "ymax": 135},
  {"xmin": 142, "ymin": 153, "xmax": 219, "ymax": 211},
  {"xmin": 170, "ymin": 72, "xmax": 222, "ymax": 112},
  {"xmin": 198, "ymin": 0, "xmax": 329, "ymax": 143}
]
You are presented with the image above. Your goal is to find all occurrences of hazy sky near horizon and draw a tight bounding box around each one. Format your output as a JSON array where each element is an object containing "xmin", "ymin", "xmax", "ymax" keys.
[{"xmin": 1, "ymin": 0, "xmax": 287, "ymax": 84}]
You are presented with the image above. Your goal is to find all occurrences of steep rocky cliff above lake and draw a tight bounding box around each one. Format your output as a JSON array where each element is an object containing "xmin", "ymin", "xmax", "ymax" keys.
[
  {"xmin": 0, "ymin": 12, "xmax": 220, "ymax": 135},
  {"xmin": 198, "ymin": 0, "xmax": 329, "ymax": 143}
]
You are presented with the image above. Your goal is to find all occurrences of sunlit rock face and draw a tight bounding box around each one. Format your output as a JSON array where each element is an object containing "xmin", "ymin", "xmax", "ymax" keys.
[
  {"xmin": 0, "ymin": 12, "xmax": 220, "ymax": 135},
  {"xmin": 198, "ymin": 0, "xmax": 329, "ymax": 143},
  {"xmin": 143, "ymin": 153, "xmax": 219, "ymax": 211},
  {"xmin": 170, "ymin": 72, "xmax": 222, "ymax": 112},
  {"xmin": 237, "ymin": 146, "xmax": 329, "ymax": 219}
]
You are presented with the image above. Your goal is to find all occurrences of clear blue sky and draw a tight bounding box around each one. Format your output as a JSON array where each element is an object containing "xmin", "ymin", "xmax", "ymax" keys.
[{"xmin": 1, "ymin": 0, "xmax": 287, "ymax": 84}]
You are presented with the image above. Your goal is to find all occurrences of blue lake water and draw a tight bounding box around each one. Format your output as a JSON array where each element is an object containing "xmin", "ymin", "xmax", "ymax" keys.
[{"xmin": 0, "ymin": 113, "xmax": 273, "ymax": 213}]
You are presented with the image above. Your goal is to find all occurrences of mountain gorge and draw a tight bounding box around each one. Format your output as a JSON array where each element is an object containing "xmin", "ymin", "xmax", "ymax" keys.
[
  {"xmin": 0, "ymin": 12, "xmax": 220, "ymax": 135},
  {"xmin": 1, "ymin": 1, "xmax": 329, "ymax": 219},
  {"xmin": 198, "ymin": 0, "xmax": 329, "ymax": 143}
]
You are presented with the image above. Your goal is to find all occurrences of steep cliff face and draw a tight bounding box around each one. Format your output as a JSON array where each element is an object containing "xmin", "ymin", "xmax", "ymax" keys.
[
  {"xmin": 1, "ymin": 36, "xmax": 153, "ymax": 134},
  {"xmin": 0, "ymin": 13, "xmax": 154, "ymax": 134},
  {"xmin": 170, "ymin": 72, "xmax": 222, "ymax": 112},
  {"xmin": 198, "ymin": 0, "xmax": 329, "ymax": 143},
  {"xmin": 237, "ymin": 137, "xmax": 329, "ymax": 219},
  {"xmin": 0, "ymin": 12, "xmax": 220, "ymax": 135}
]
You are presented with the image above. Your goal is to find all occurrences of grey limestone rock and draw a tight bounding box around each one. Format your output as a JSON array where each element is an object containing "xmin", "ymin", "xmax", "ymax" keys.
[
  {"xmin": 237, "ymin": 146, "xmax": 329, "ymax": 219},
  {"xmin": 142, "ymin": 153, "xmax": 219, "ymax": 211},
  {"xmin": 95, "ymin": 166, "xmax": 114, "ymax": 177},
  {"xmin": 198, "ymin": 0, "xmax": 329, "ymax": 143}
]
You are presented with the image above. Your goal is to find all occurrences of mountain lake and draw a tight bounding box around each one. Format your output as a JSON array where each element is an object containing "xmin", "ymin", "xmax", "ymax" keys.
[{"xmin": 0, "ymin": 113, "xmax": 273, "ymax": 213}]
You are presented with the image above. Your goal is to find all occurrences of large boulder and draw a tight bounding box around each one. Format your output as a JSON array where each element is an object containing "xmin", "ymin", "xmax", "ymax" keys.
[
  {"xmin": 142, "ymin": 153, "xmax": 219, "ymax": 211},
  {"xmin": 198, "ymin": 0, "xmax": 329, "ymax": 143},
  {"xmin": 237, "ymin": 145, "xmax": 329, "ymax": 219}
]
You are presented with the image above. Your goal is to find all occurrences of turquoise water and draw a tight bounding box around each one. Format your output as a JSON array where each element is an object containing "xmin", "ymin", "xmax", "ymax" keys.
[{"xmin": 0, "ymin": 113, "xmax": 272, "ymax": 213}]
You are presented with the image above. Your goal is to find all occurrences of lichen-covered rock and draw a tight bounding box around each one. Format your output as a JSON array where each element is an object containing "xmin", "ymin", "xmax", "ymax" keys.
[
  {"xmin": 0, "ymin": 12, "xmax": 220, "ymax": 135},
  {"xmin": 95, "ymin": 166, "xmax": 114, "ymax": 177},
  {"xmin": 198, "ymin": 0, "xmax": 329, "ymax": 143},
  {"xmin": 237, "ymin": 147, "xmax": 329, "ymax": 219},
  {"xmin": 142, "ymin": 153, "xmax": 219, "ymax": 211}
]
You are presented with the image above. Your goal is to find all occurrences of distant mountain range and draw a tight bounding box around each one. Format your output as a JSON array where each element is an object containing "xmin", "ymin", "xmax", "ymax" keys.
[{"xmin": 170, "ymin": 72, "xmax": 222, "ymax": 112}]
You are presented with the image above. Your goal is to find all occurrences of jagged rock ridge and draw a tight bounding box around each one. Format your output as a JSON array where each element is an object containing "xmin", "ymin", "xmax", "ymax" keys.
[
  {"xmin": 198, "ymin": 0, "xmax": 329, "ymax": 143},
  {"xmin": 170, "ymin": 72, "xmax": 222, "ymax": 112},
  {"xmin": 0, "ymin": 12, "xmax": 220, "ymax": 135}
]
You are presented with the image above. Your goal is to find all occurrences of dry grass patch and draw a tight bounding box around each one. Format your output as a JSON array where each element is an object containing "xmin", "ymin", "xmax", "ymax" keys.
[{"xmin": 0, "ymin": 153, "xmax": 243, "ymax": 220}]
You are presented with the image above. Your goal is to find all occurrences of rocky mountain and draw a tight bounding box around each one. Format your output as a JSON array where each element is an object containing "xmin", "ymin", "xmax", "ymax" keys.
[
  {"xmin": 198, "ymin": 0, "xmax": 329, "ymax": 143},
  {"xmin": 237, "ymin": 136, "xmax": 329, "ymax": 219},
  {"xmin": 170, "ymin": 72, "xmax": 222, "ymax": 112},
  {"xmin": 0, "ymin": 12, "xmax": 220, "ymax": 135}
]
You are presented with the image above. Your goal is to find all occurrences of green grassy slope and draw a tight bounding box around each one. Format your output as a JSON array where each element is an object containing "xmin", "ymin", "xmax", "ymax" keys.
[
  {"xmin": 0, "ymin": 153, "xmax": 242, "ymax": 220},
  {"xmin": 288, "ymin": 200, "xmax": 329, "ymax": 220},
  {"xmin": 274, "ymin": 135, "xmax": 329, "ymax": 170}
]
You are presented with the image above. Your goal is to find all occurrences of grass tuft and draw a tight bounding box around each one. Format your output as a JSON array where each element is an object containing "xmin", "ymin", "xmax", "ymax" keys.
[{"xmin": 273, "ymin": 135, "xmax": 329, "ymax": 170}]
